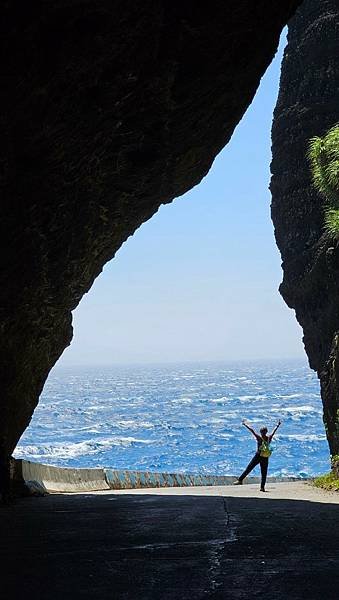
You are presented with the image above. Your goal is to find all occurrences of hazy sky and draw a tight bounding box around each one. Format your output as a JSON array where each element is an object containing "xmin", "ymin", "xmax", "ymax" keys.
[{"xmin": 59, "ymin": 30, "xmax": 305, "ymax": 367}]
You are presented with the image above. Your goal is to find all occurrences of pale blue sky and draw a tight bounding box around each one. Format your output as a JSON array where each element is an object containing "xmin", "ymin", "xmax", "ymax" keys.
[{"xmin": 59, "ymin": 29, "xmax": 305, "ymax": 366}]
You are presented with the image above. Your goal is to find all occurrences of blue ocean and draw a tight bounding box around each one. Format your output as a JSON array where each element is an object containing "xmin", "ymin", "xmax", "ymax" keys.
[{"xmin": 14, "ymin": 360, "xmax": 330, "ymax": 477}]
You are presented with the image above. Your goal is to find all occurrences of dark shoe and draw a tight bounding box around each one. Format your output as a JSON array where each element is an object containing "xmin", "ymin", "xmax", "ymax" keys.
[
  {"xmin": 234, "ymin": 480, "xmax": 243, "ymax": 486},
  {"xmin": 260, "ymin": 487, "xmax": 266, "ymax": 492}
]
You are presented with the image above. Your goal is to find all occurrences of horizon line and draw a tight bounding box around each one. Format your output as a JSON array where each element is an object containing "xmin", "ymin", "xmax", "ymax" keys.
[{"xmin": 53, "ymin": 356, "xmax": 309, "ymax": 370}]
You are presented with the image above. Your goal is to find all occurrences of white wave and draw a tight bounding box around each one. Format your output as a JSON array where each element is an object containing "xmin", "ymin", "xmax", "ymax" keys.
[
  {"xmin": 210, "ymin": 397, "xmax": 230, "ymax": 404},
  {"xmin": 278, "ymin": 393, "xmax": 304, "ymax": 400},
  {"xmin": 115, "ymin": 420, "xmax": 154, "ymax": 430},
  {"xmin": 207, "ymin": 417, "xmax": 227, "ymax": 425},
  {"xmin": 270, "ymin": 468, "xmax": 311, "ymax": 479},
  {"xmin": 204, "ymin": 382, "xmax": 238, "ymax": 389},
  {"xmin": 80, "ymin": 428, "xmax": 103, "ymax": 434},
  {"xmin": 209, "ymin": 412, "xmax": 239, "ymax": 420},
  {"xmin": 14, "ymin": 436, "xmax": 155, "ymax": 460},
  {"xmin": 283, "ymin": 434, "xmax": 326, "ymax": 442},
  {"xmin": 271, "ymin": 405, "xmax": 320, "ymax": 414},
  {"xmin": 171, "ymin": 397, "xmax": 193, "ymax": 404},
  {"xmin": 106, "ymin": 436, "xmax": 154, "ymax": 446},
  {"xmin": 238, "ymin": 395, "xmax": 267, "ymax": 402}
]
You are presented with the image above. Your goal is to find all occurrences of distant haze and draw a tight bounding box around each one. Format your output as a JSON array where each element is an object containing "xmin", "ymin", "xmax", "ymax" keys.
[{"xmin": 59, "ymin": 30, "xmax": 305, "ymax": 367}]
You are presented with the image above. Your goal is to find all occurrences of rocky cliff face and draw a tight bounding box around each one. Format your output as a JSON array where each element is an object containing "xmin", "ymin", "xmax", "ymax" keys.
[
  {"xmin": 271, "ymin": 0, "xmax": 339, "ymax": 456},
  {"xmin": 1, "ymin": 1, "xmax": 302, "ymax": 459}
]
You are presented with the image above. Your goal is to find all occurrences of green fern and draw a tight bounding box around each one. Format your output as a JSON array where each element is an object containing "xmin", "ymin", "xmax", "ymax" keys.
[{"xmin": 308, "ymin": 124, "xmax": 339, "ymax": 235}]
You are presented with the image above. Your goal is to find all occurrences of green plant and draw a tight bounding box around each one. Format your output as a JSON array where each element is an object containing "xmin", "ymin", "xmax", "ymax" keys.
[
  {"xmin": 313, "ymin": 471, "xmax": 339, "ymax": 491},
  {"xmin": 331, "ymin": 454, "xmax": 339, "ymax": 479},
  {"xmin": 308, "ymin": 124, "xmax": 339, "ymax": 236}
]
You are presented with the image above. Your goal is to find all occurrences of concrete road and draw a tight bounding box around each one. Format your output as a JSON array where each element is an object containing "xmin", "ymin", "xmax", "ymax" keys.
[{"xmin": 1, "ymin": 483, "xmax": 338, "ymax": 599}]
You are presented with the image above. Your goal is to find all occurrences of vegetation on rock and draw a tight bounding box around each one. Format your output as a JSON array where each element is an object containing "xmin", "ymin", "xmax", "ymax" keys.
[
  {"xmin": 331, "ymin": 453, "xmax": 339, "ymax": 477},
  {"xmin": 313, "ymin": 471, "xmax": 339, "ymax": 491},
  {"xmin": 313, "ymin": 453, "xmax": 339, "ymax": 491},
  {"xmin": 308, "ymin": 124, "xmax": 339, "ymax": 236}
]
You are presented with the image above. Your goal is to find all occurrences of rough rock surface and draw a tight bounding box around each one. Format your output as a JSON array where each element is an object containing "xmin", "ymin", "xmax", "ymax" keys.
[
  {"xmin": 271, "ymin": 0, "xmax": 339, "ymax": 455},
  {"xmin": 0, "ymin": 1, "xmax": 302, "ymax": 459}
]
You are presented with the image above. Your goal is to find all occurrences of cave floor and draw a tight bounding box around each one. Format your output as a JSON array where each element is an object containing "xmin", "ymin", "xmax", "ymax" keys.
[{"xmin": 1, "ymin": 482, "xmax": 338, "ymax": 600}]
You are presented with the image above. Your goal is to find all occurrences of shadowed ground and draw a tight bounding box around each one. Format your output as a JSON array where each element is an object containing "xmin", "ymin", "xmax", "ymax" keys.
[{"xmin": 1, "ymin": 483, "xmax": 338, "ymax": 599}]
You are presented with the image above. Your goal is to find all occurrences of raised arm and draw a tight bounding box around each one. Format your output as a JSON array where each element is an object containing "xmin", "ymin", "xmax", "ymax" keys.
[
  {"xmin": 242, "ymin": 419, "xmax": 260, "ymax": 440},
  {"xmin": 269, "ymin": 419, "xmax": 282, "ymax": 441}
]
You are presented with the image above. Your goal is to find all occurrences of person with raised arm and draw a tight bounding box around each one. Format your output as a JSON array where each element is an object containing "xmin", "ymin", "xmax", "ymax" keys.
[{"xmin": 234, "ymin": 418, "xmax": 282, "ymax": 492}]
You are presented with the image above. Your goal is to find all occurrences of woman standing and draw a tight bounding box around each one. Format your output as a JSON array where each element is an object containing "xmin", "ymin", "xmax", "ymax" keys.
[{"xmin": 234, "ymin": 419, "xmax": 281, "ymax": 491}]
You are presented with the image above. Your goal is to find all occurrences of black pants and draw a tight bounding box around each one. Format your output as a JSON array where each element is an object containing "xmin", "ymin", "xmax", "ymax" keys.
[{"xmin": 239, "ymin": 453, "xmax": 268, "ymax": 488}]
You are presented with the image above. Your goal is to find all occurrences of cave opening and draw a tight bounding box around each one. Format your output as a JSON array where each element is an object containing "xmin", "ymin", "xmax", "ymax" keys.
[{"xmin": 13, "ymin": 29, "xmax": 329, "ymax": 480}]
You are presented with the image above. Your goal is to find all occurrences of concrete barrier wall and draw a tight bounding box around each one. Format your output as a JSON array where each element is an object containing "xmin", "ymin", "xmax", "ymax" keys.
[
  {"xmin": 104, "ymin": 469, "xmax": 237, "ymax": 489},
  {"xmin": 104, "ymin": 469, "xmax": 302, "ymax": 490},
  {"xmin": 13, "ymin": 459, "xmax": 304, "ymax": 494},
  {"xmin": 14, "ymin": 459, "xmax": 109, "ymax": 493}
]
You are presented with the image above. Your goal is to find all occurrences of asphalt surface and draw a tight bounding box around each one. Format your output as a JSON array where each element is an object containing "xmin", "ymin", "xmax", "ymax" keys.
[{"xmin": 1, "ymin": 483, "xmax": 338, "ymax": 599}]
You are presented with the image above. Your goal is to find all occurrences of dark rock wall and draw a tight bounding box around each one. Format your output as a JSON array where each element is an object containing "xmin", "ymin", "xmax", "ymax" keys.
[
  {"xmin": 271, "ymin": 0, "xmax": 339, "ymax": 455},
  {"xmin": 1, "ymin": 1, "xmax": 301, "ymax": 458}
]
